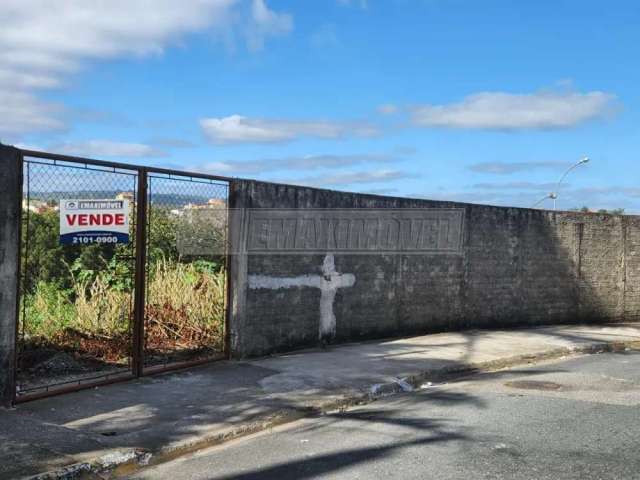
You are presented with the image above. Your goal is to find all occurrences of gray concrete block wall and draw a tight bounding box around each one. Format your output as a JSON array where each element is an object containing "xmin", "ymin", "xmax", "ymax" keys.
[
  {"xmin": 0, "ymin": 145, "xmax": 22, "ymax": 406},
  {"xmin": 229, "ymin": 179, "xmax": 640, "ymax": 358},
  {"xmin": 624, "ymin": 217, "xmax": 640, "ymax": 321},
  {"xmin": 574, "ymin": 214, "xmax": 626, "ymax": 321}
]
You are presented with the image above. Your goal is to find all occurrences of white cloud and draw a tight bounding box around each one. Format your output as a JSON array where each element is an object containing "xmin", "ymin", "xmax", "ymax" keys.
[
  {"xmin": 0, "ymin": 68, "xmax": 62, "ymax": 89},
  {"xmin": 14, "ymin": 142, "xmax": 44, "ymax": 151},
  {"xmin": 284, "ymin": 153, "xmax": 395, "ymax": 170},
  {"xmin": 200, "ymin": 115, "xmax": 378, "ymax": 144},
  {"xmin": 359, "ymin": 188, "xmax": 399, "ymax": 195},
  {"xmin": 0, "ymin": 0, "xmax": 291, "ymax": 73},
  {"xmin": 573, "ymin": 186, "xmax": 640, "ymax": 199},
  {"xmin": 294, "ymin": 169, "xmax": 408, "ymax": 187},
  {"xmin": 54, "ymin": 140, "xmax": 167, "ymax": 158},
  {"xmin": 412, "ymin": 90, "xmax": 616, "ymax": 130},
  {"xmin": 197, "ymin": 152, "xmax": 398, "ymax": 174},
  {"xmin": 411, "ymin": 191, "xmax": 506, "ymax": 205},
  {"xmin": 471, "ymin": 181, "xmax": 559, "ymax": 191},
  {"xmin": 0, "ymin": 0, "xmax": 293, "ymax": 137},
  {"xmin": 201, "ymin": 160, "xmax": 265, "ymax": 174},
  {"xmin": 246, "ymin": 0, "xmax": 292, "ymax": 51},
  {"xmin": 377, "ymin": 103, "xmax": 398, "ymax": 115},
  {"xmin": 468, "ymin": 161, "xmax": 568, "ymax": 174},
  {"xmin": 0, "ymin": 91, "xmax": 65, "ymax": 136}
]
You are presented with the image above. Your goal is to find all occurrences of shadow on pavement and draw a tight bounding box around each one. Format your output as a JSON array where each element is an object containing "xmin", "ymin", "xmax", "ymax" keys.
[{"xmin": 1, "ymin": 325, "xmax": 638, "ymax": 478}]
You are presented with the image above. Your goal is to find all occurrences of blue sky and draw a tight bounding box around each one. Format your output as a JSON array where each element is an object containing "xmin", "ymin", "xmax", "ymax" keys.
[{"xmin": 2, "ymin": 0, "xmax": 639, "ymax": 211}]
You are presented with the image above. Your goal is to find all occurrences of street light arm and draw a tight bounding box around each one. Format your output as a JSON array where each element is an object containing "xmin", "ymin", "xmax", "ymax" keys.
[
  {"xmin": 556, "ymin": 161, "xmax": 583, "ymax": 192},
  {"xmin": 532, "ymin": 193, "xmax": 552, "ymax": 209},
  {"xmin": 552, "ymin": 157, "xmax": 589, "ymax": 210}
]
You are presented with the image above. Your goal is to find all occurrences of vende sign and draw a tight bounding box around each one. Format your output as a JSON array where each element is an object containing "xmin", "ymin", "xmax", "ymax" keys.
[{"xmin": 60, "ymin": 199, "xmax": 130, "ymax": 245}]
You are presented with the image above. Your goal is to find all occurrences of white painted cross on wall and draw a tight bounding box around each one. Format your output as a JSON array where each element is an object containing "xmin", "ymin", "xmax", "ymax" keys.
[{"xmin": 248, "ymin": 254, "xmax": 356, "ymax": 342}]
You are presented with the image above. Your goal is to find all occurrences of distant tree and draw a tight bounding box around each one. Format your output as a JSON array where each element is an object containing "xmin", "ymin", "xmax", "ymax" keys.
[
  {"xmin": 600, "ymin": 208, "xmax": 625, "ymax": 215},
  {"xmin": 22, "ymin": 206, "xmax": 222, "ymax": 295},
  {"xmin": 570, "ymin": 206, "xmax": 625, "ymax": 215},
  {"xmin": 22, "ymin": 210, "xmax": 119, "ymax": 293},
  {"xmin": 22, "ymin": 210, "xmax": 75, "ymax": 292},
  {"xmin": 147, "ymin": 207, "xmax": 179, "ymax": 264}
]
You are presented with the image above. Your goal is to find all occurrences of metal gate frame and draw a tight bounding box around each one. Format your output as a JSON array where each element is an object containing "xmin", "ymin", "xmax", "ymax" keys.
[
  {"xmin": 13, "ymin": 148, "xmax": 233, "ymax": 403},
  {"xmin": 142, "ymin": 169, "xmax": 230, "ymax": 375}
]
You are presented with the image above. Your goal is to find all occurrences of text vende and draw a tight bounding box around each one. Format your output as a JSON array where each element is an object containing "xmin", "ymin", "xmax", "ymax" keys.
[{"xmin": 65, "ymin": 213, "xmax": 126, "ymax": 226}]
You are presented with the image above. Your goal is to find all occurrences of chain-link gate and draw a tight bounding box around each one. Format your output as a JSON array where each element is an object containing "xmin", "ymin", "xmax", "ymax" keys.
[
  {"xmin": 14, "ymin": 150, "xmax": 230, "ymax": 402},
  {"xmin": 144, "ymin": 173, "xmax": 229, "ymax": 373},
  {"xmin": 17, "ymin": 154, "xmax": 139, "ymax": 399}
]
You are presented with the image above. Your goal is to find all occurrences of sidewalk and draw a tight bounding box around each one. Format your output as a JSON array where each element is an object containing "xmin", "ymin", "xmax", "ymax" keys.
[{"xmin": 3, "ymin": 323, "xmax": 640, "ymax": 479}]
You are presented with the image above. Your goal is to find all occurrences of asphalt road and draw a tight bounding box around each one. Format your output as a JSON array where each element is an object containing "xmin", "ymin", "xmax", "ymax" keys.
[{"xmin": 131, "ymin": 351, "xmax": 640, "ymax": 480}]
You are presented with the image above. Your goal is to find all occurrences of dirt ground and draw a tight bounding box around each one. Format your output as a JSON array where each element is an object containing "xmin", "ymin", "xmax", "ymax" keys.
[{"xmin": 16, "ymin": 329, "xmax": 223, "ymax": 394}]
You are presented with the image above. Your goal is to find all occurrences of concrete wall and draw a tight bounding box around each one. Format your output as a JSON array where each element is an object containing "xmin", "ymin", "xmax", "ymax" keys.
[
  {"xmin": 0, "ymin": 146, "xmax": 22, "ymax": 406},
  {"xmin": 229, "ymin": 179, "xmax": 640, "ymax": 358}
]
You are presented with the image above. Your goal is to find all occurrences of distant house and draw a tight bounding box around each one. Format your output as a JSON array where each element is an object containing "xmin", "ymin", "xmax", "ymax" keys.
[
  {"xmin": 116, "ymin": 191, "xmax": 135, "ymax": 203},
  {"xmin": 171, "ymin": 198, "xmax": 226, "ymax": 216},
  {"xmin": 22, "ymin": 199, "xmax": 58, "ymax": 213}
]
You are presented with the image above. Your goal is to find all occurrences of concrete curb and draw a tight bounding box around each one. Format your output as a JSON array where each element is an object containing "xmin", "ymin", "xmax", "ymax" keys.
[
  {"xmin": 26, "ymin": 449, "xmax": 150, "ymax": 480},
  {"xmin": 27, "ymin": 339, "xmax": 640, "ymax": 479}
]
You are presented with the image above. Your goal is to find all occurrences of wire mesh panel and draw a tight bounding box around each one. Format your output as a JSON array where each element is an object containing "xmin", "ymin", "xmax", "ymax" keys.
[
  {"xmin": 17, "ymin": 157, "xmax": 138, "ymax": 398},
  {"xmin": 144, "ymin": 173, "xmax": 229, "ymax": 370}
]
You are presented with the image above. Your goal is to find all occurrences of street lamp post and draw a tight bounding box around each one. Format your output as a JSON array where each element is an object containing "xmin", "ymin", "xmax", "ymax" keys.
[
  {"xmin": 531, "ymin": 157, "xmax": 590, "ymax": 210},
  {"xmin": 552, "ymin": 157, "xmax": 590, "ymax": 210}
]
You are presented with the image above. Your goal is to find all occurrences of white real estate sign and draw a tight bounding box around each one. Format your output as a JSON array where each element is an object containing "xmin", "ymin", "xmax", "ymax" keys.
[{"xmin": 59, "ymin": 199, "xmax": 130, "ymax": 245}]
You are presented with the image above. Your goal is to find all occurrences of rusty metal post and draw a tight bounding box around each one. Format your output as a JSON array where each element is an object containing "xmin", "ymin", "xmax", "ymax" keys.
[
  {"xmin": 132, "ymin": 168, "xmax": 148, "ymax": 377},
  {"xmin": 223, "ymin": 182, "xmax": 235, "ymax": 358}
]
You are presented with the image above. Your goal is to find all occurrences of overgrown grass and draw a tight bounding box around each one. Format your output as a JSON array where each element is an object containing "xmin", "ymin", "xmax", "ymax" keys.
[
  {"xmin": 23, "ymin": 282, "xmax": 77, "ymax": 339},
  {"xmin": 145, "ymin": 259, "xmax": 226, "ymax": 351},
  {"xmin": 22, "ymin": 260, "xmax": 226, "ymax": 361}
]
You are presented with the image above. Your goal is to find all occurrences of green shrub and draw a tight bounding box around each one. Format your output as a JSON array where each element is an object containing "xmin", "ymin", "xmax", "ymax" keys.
[
  {"xmin": 23, "ymin": 262, "xmax": 226, "ymax": 350},
  {"xmin": 23, "ymin": 281, "xmax": 76, "ymax": 339}
]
